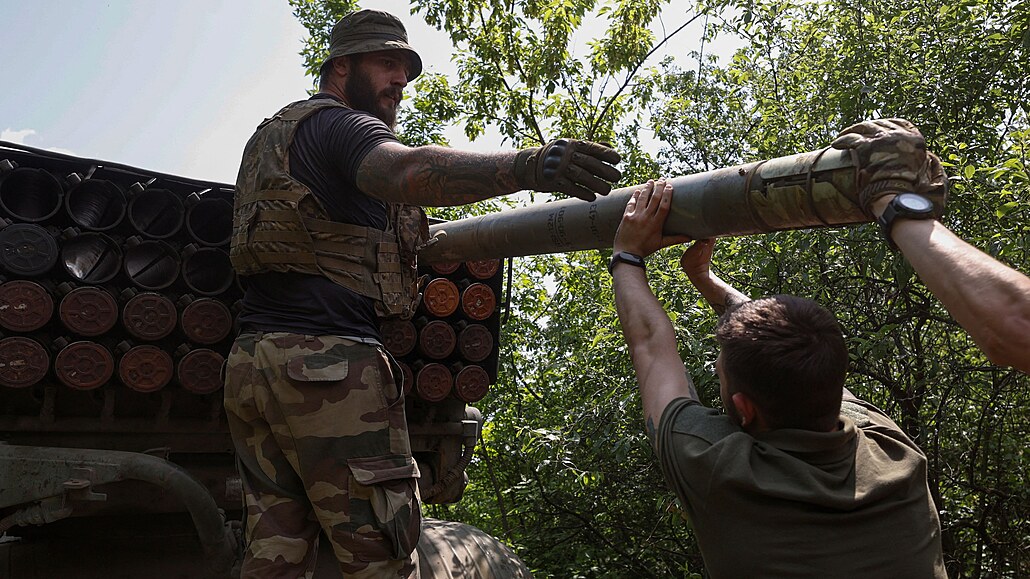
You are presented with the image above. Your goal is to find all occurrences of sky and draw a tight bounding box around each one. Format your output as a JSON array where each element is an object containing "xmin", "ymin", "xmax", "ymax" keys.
[{"xmin": 1, "ymin": 1, "xmax": 739, "ymax": 184}]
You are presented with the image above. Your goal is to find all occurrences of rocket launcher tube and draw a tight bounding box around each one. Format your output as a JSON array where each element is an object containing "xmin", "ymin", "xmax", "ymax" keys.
[{"xmin": 419, "ymin": 147, "xmax": 905, "ymax": 263}]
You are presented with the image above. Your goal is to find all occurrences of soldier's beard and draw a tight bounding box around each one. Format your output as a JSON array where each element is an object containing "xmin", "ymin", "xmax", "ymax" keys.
[{"xmin": 344, "ymin": 66, "xmax": 400, "ymax": 129}]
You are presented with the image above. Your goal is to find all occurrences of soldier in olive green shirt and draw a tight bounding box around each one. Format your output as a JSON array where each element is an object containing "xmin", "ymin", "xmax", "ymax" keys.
[
  {"xmin": 657, "ymin": 394, "xmax": 945, "ymax": 577},
  {"xmin": 609, "ymin": 175, "xmax": 946, "ymax": 577},
  {"xmin": 610, "ymin": 118, "xmax": 1030, "ymax": 577}
]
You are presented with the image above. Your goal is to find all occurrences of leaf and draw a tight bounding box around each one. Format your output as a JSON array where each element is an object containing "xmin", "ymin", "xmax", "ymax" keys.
[{"xmin": 995, "ymin": 201, "xmax": 1020, "ymax": 217}]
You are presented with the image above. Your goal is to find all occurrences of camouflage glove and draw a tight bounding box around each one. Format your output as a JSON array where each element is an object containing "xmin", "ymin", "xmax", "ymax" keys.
[
  {"xmin": 831, "ymin": 118, "xmax": 948, "ymax": 217},
  {"xmin": 514, "ymin": 139, "xmax": 622, "ymax": 202}
]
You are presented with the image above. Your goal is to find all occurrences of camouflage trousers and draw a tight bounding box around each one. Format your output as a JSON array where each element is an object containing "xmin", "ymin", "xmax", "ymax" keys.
[{"xmin": 224, "ymin": 332, "xmax": 422, "ymax": 578}]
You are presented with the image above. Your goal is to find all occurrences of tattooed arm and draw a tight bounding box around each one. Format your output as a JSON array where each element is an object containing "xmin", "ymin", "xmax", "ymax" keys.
[
  {"xmin": 356, "ymin": 141, "xmax": 522, "ymax": 206},
  {"xmin": 679, "ymin": 239, "xmax": 751, "ymax": 315}
]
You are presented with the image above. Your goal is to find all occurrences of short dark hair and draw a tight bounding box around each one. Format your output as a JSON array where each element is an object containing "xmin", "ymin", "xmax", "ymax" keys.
[
  {"xmin": 715, "ymin": 295, "xmax": 847, "ymax": 431},
  {"xmin": 318, "ymin": 59, "xmax": 333, "ymax": 89}
]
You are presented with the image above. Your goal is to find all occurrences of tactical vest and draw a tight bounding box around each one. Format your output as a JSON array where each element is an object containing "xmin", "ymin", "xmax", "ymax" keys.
[{"xmin": 230, "ymin": 98, "xmax": 428, "ymax": 320}]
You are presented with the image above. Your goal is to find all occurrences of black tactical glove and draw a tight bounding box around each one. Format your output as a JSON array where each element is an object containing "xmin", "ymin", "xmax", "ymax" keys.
[
  {"xmin": 831, "ymin": 118, "xmax": 948, "ymax": 217},
  {"xmin": 514, "ymin": 139, "xmax": 622, "ymax": 202}
]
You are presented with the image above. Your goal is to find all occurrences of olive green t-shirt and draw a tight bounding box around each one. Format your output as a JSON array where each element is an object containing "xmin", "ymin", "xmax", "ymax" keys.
[{"xmin": 657, "ymin": 396, "xmax": 946, "ymax": 578}]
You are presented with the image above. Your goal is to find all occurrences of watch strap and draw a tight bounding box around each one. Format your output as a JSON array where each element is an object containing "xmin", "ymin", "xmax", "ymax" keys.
[
  {"xmin": 877, "ymin": 194, "xmax": 934, "ymax": 251},
  {"xmin": 878, "ymin": 202, "xmax": 903, "ymax": 251},
  {"xmin": 608, "ymin": 251, "xmax": 645, "ymax": 275}
]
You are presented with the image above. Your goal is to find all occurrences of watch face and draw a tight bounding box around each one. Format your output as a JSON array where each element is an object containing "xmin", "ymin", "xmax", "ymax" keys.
[
  {"xmin": 896, "ymin": 193, "xmax": 934, "ymax": 213},
  {"xmin": 608, "ymin": 251, "xmax": 646, "ymax": 274},
  {"xmin": 619, "ymin": 253, "xmax": 644, "ymax": 266}
]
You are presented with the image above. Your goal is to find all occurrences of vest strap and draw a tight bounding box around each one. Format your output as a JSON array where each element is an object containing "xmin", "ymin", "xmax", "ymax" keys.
[
  {"xmin": 238, "ymin": 188, "xmax": 305, "ymax": 206},
  {"xmin": 251, "ymin": 230, "xmax": 312, "ymax": 243},
  {"xmin": 251, "ymin": 251, "xmax": 318, "ymax": 264},
  {"xmin": 312, "ymin": 239, "xmax": 366, "ymax": 260}
]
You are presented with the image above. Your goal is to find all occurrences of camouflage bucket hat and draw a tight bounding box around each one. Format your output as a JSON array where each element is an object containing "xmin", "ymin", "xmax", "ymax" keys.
[{"xmin": 324, "ymin": 9, "xmax": 423, "ymax": 82}]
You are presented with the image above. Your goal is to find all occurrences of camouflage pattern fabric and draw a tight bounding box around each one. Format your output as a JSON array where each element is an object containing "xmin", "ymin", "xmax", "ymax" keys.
[
  {"xmin": 324, "ymin": 10, "xmax": 423, "ymax": 82},
  {"xmin": 224, "ymin": 332, "xmax": 421, "ymax": 578},
  {"xmin": 831, "ymin": 118, "xmax": 948, "ymax": 217}
]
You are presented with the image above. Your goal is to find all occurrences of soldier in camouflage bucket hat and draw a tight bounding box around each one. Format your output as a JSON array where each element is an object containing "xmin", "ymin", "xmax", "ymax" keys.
[
  {"xmin": 228, "ymin": 6, "xmax": 623, "ymax": 576},
  {"xmin": 322, "ymin": 9, "xmax": 422, "ymax": 82},
  {"xmin": 227, "ymin": 9, "xmax": 433, "ymax": 576}
]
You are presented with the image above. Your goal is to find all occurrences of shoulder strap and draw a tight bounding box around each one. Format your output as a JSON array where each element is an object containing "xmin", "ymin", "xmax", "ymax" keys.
[{"xmin": 278, "ymin": 97, "xmax": 351, "ymax": 123}]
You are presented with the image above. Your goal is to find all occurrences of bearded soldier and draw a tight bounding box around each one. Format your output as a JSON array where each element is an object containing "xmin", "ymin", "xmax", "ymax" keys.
[{"xmin": 224, "ymin": 9, "xmax": 621, "ymax": 577}]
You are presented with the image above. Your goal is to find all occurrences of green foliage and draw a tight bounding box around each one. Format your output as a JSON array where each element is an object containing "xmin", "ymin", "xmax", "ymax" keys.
[
  {"xmin": 408, "ymin": 0, "xmax": 673, "ymax": 146},
  {"xmin": 288, "ymin": 0, "xmax": 360, "ymax": 83},
  {"xmin": 291, "ymin": 0, "xmax": 1029, "ymax": 575}
]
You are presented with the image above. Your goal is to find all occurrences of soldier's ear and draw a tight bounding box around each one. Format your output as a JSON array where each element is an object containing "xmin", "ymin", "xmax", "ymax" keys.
[
  {"xmin": 731, "ymin": 392, "xmax": 760, "ymax": 430},
  {"xmin": 331, "ymin": 56, "xmax": 350, "ymax": 78}
]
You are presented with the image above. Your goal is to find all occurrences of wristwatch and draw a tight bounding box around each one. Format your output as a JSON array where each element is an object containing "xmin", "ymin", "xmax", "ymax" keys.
[
  {"xmin": 608, "ymin": 251, "xmax": 646, "ymax": 275},
  {"xmin": 877, "ymin": 193, "xmax": 935, "ymax": 250}
]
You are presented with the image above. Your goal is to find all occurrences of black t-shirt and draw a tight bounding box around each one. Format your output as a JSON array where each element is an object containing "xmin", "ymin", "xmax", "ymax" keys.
[{"xmin": 236, "ymin": 94, "xmax": 400, "ymax": 340}]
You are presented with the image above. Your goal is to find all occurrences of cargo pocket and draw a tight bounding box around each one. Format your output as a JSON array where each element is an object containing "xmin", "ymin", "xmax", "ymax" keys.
[
  {"xmin": 284, "ymin": 349, "xmax": 393, "ymax": 417},
  {"xmin": 286, "ymin": 352, "xmax": 349, "ymax": 382},
  {"xmin": 346, "ymin": 454, "xmax": 422, "ymax": 561}
]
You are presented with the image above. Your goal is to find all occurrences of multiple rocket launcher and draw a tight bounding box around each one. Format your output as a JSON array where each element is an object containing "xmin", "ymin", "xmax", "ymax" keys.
[
  {"xmin": 0, "ymin": 142, "xmax": 503, "ymax": 517},
  {"xmin": 0, "ymin": 145, "xmax": 503, "ymax": 406},
  {"xmin": 0, "ymin": 158, "xmax": 237, "ymax": 396}
]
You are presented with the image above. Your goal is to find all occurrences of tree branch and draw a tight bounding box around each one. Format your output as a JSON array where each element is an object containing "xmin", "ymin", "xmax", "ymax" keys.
[{"xmin": 589, "ymin": 12, "xmax": 706, "ymax": 139}]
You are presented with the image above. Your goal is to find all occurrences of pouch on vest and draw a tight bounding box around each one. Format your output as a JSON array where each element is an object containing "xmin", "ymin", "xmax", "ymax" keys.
[{"xmin": 230, "ymin": 98, "xmax": 426, "ymax": 319}]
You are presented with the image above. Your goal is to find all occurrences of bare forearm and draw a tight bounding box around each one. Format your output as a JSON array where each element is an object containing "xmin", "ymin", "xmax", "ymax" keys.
[
  {"xmin": 357, "ymin": 143, "xmax": 521, "ymax": 206},
  {"xmin": 613, "ymin": 264, "xmax": 699, "ymax": 438},
  {"xmin": 680, "ymin": 239, "xmax": 751, "ymax": 315},
  {"xmin": 891, "ymin": 218, "xmax": 1030, "ymax": 372},
  {"xmin": 612, "ymin": 180, "xmax": 700, "ymax": 446},
  {"xmin": 614, "ymin": 266, "xmax": 680, "ymax": 358},
  {"xmin": 692, "ymin": 272, "xmax": 751, "ymax": 315}
]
